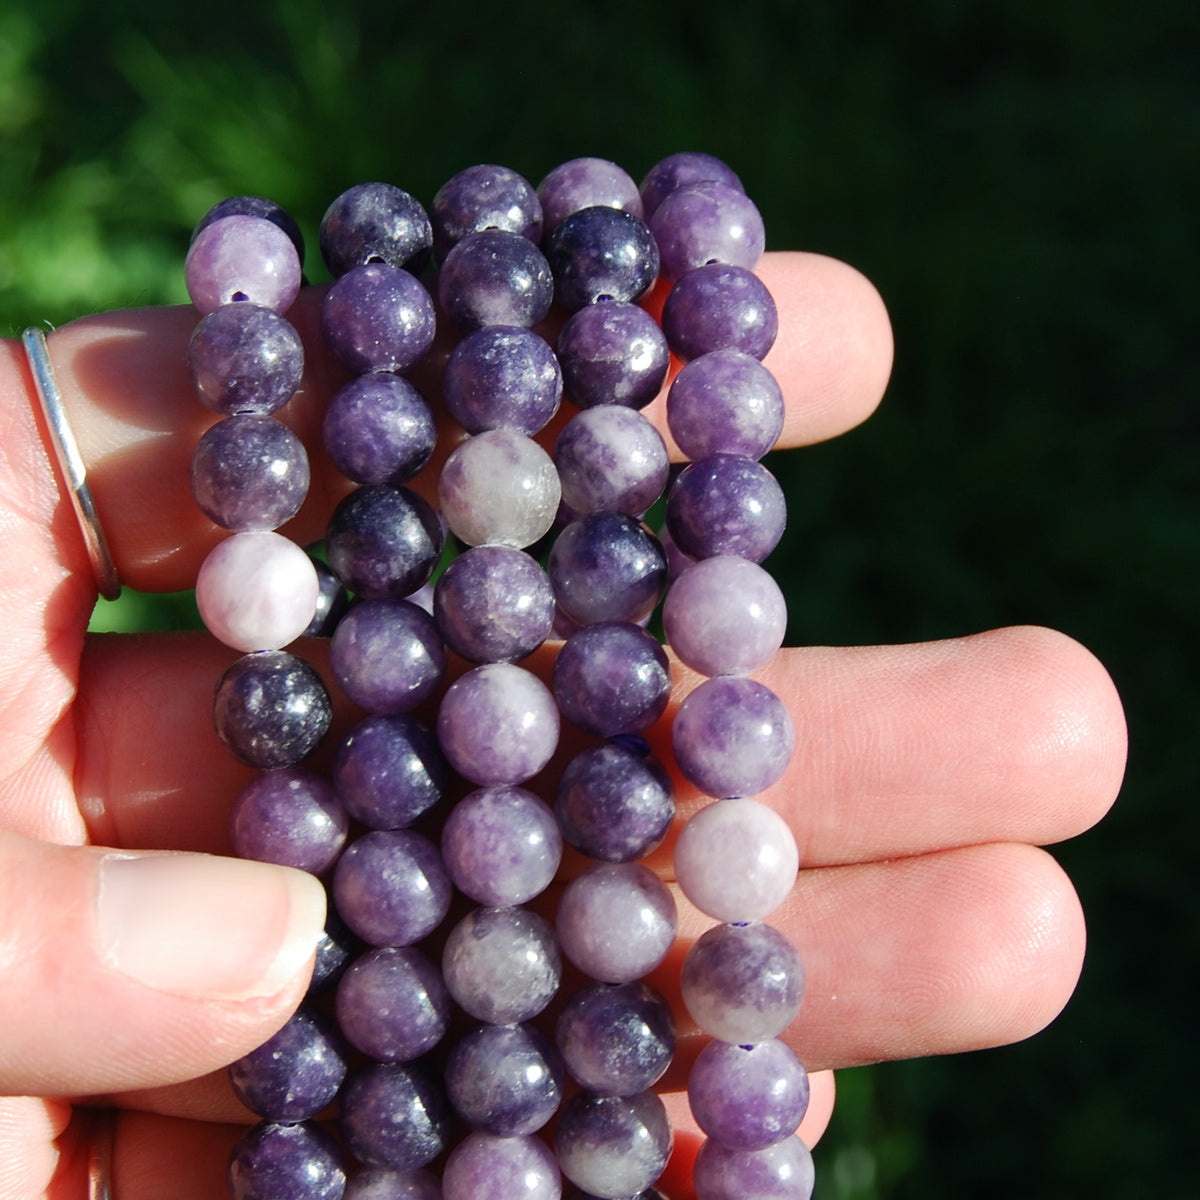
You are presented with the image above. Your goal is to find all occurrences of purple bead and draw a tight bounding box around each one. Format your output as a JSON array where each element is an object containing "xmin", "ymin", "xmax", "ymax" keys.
[
  {"xmin": 556, "ymin": 301, "xmax": 670, "ymax": 411},
  {"xmin": 554, "ymin": 406, "xmax": 669, "ymax": 516},
  {"xmin": 442, "ymin": 906, "xmax": 562, "ymax": 1024},
  {"xmin": 672, "ymin": 676, "xmax": 795, "ymax": 799},
  {"xmin": 331, "ymin": 829, "xmax": 451, "ymax": 947},
  {"xmin": 322, "ymin": 373, "xmax": 437, "ymax": 486},
  {"xmin": 187, "ymin": 303, "xmax": 304, "ymax": 415},
  {"xmin": 230, "ymin": 768, "xmax": 348, "ymax": 875},
  {"xmin": 191, "ymin": 414, "xmax": 309, "ymax": 531},
  {"xmin": 693, "ymin": 1136, "xmax": 815, "ymax": 1200},
  {"xmin": 665, "ymin": 454, "xmax": 786, "ymax": 563},
  {"xmin": 304, "ymin": 557, "xmax": 351, "ymax": 637},
  {"xmin": 319, "ymin": 182, "xmax": 433, "ymax": 276},
  {"xmin": 195, "ymin": 195, "xmax": 305, "ymax": 265},
  {"xmin": 441, "ymin": 786, "xmax": 562, "ymax": 906},
  {"xmin": 666, "ymin": 349, "xmax": 785, "ymax": 461},
  {"xmin": 681, "ymin": 922, "xmax": 804, "ymax": 1043},
  {"xmin": 228, "ymin": 1006, "xmax": 346, "ymax": 1122},
  {"xmin": 433, "ymin": 546, "xmax": 555, "ymax": 664},
  {"xmin": 339, "ymin": 1061, "xmax": 450, "ymax": 1172},
  {"xmin": 650, "ymin": 181, "xmax": 765, "ymax": 280},
  {"xmin": 432, "ymin": 163, "xmax": 544, "ymax": 261},
  {"xmin": 554, "ymin": 1090, "xmax": 671, "ymax": 1199},
  {"xmin": 556, "ymin": 981, "xmax": 675, "ymax": 1095},
  {"xmin": 321, "ymin": 263, "xmax": 437, "ymax": 374},
  {"xmin": 548, "ymin": 513, "xmax": 667, "ymax": 626},
  {"xmin": 545, "ymin": 208, "xmax": 660, "ymax": 311},
  {"xmin": 326, "ymin": 484, "xmax": 444, "ymax": 601},
  {"xmin": 331, "ymin": 600, "xmax": 446, "ymax": 714},
  {"xmin": 343, "ymin": 1169, "xmax": 441, "ymax": 1200},
  {"xmin": 309, "ymin": 911, "xmax": 357, "ymax": 994},
  {"xmin": 556, "ymin": 862, "xmax": 677, "ymax": 984},
  {"xmin": 688, "ymin": 1039, "xmax": 810, "ymax": 1150},
  {"xmin": 186, "ymin": 215, "xmax": 302, "ymax": 315},
  {"xmin": 640, "ymin": 152, "xmax": 744, "ymax": 220},
  {"xmin": 538, "ymin": 157, "xmax": 643, "ymax": 236},
  {"xmin": 214, "ymin": 651, "xmax": 331, "ymax": 770},
  {"xmin": 443, "ymin": 1132, "xmax": 561, "ymax": 1200},
  {"xmin": 661, "ymin": 264, "xmax": 778, "ymax": 362},
  {"xmin": 555, "ymin": 741, "xmax": 674, "ymax": 862},
  {"xmin": 333, "ymin": 714, "xmax": 447, "ymax": 829},
  {"xmin": 552, "ymin": 622, "xmax": 671, "ymax": 737},
  {"xmin": 229, "ymin": 1121, "xmax": 344, "ymax": 1200},
  {"xmin": 436, "ymin": 663, "xmax": 560, "ymax": 786},
  {"xmin": 445, "ymin": 1022, "xmax": 564, "ymax": 1135},
  {"xmin": 336, "ymin": 945, "xmax": 451, "ymax": 1062},
  {"xmin": 438, "ymin": 229, "xmax": 554, "ymax": 330},
  {"xmin": 443, "ymin": 325, "xmax": 562, "ymax": 435}
]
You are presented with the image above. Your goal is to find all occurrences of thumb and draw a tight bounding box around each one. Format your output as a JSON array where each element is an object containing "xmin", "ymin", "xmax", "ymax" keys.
[{"xmin": 0, "ymin": 829, "xmax": 325, "ymax": 1097}]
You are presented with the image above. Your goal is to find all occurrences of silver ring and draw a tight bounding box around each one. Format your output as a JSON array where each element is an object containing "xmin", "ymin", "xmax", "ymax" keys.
[
  {"xmin": 85, "ymin": 1106, "xmax": 117, "ymax": 1200},
  {"xmin": 22, "ymin": 327, "xmax": 121, "ymax": 600}
]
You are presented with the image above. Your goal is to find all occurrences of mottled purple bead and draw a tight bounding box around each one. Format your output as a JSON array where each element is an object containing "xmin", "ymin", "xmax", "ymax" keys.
[
  {"xmin": 548, "ymin": 513, "xmax": 667, "ymax": 626},
  {"xmin": 434, "ymin": 546, "xmax": 555, "ymax": 664},
  {"xmin": 443, "ymin": 1132, "xmax": 561, "ymax": 1200},
  {"xmin": 186, "ymin": 215, "xmax": 302, "ymax": 315},
  {"xmin": 330, "ymin": 600, "xmax": 445, "ymax": 714},
  {"xmin": 336, "ymin": 946, "xmax": 451, "ymax": 1062},
  {"xmin": 441, "ymin": 786, "xmax": 562, "ymax": 906},
  {"xmin": 339, "ymin": 1061, "xmax": 450, "ymax": 1172},
  {"xmin": 650, "ymin": 182, "xmax": 765, "ymax": 280},
  {"xmin": 640, "ymin": 151, "xmax": 744, "ymax": 220},
  {"xmin": 545, "ymin": 208, "xmax": 659, "ymax": 311},
  {"xmin": 672, "ymin": 677, "xmax": 795, "ymax": 799},
  {"xmin": 556, "ymin": 301, "xmax": 670, "ymax": 410},
  {"xmin": 321, "ymin": 263, "xmax": 437, "ymax": 374},
  {"xmin": 666, "ymin": 349, "xmax": 785, "ymax": 461},
  {"xmin": 432, "ymin": 163, "xmax": 543, "ymax": 261},
  {"xmin": 693, "ymin": 1136, "xmax": 815, "ymax": 1200},
  {"xmin": 320, "ymin": 182, "xmax": 433, "ymax": 276},
  {"xmin": 555, "ymin": 406, "xmax": 669, "ymax": 516},
  {"xmin": 228, "ymin": 1006, "xmax": 346, "ymax": 1122},
  {"xmin": 326, "ymin": 484, "xmax": 443, "ymax": 601},
  {"xmin": 538, "ymin": 157, "xmax": 643, "ymax": 236},
  {"xmin": 333, "ymin": 714, "xmax": 447, "ymax": 829},
  {"xmin": 556, "ymin": 981, "xmax": 675, "ymax": 1095},
  {"xmin": 553, "ymin": 622, "xmax": 671, "ymax": 737},
  {"xmin": 438, "ymin": 229, "xmax": 554, "ymax": 330},
  {"xmin": 443, "ymin": 325, "xmax": 562, "ymax": 435},
  {"xmin": 445, "ymin": 1022, "xmax": 564, "ymax": 1135},
  {"xmin": 230, "ymin": 768, "xmax": 348, "ymax": 875},
  {"xmin": 681, "ymin": 922, "xmax": 804, "ymax": 1043},
  {"xmin": 304, "ymin": 557, "xmax": 351, "ymax": 637},
  {"xmin": 331, "ymin": 829, "xmax": 451, "ymax": 947},
  {"xmin": 442, "ymin": 906, "xmax": 561, "ymax": 1024},
  {"xmin": 661, "ymin": 264, "xmax": 778, "ymax": 362},
  {"xmin": 554, "ymin": 1090, "xmax": 671, "ymax": 1199},
  {"xmin": 689, "ymin": 1039, "xmax": 810, "ymax": 1150},
  {"xmin": 323, "ymin": 373, "xmax": 437, "ymax": 486},
  {"xmin": 195, "ymin": 195, "xmax": 305, "ymax": 265},
  {"xmin": 309, "ymin": 911, "xmax": 358, "ymax": 994},
  {"xmin": 343, "ymin": 1168, "xmax": 440, "ymax": 1200},
  {"xmin": 665, "ymin": 454, "xmax": 786, "ymax": 563},
  {"xmin": 555, "ymin": 741, "xmax": 673, "ymax": 862},
  {"xmin": 214, "ymin": 651, "xmax": 331, "ymax": 770},
  {"xmin": 187, "ymin": 303, "xmax": 304, "ymax": 415},
  {"xmin": 228, "ymin": 1121, "xmax": 344, "ymax": 1200},
  {"xmin": 556, "ymin": 862, "xmax": 677, "ymax": 984}
]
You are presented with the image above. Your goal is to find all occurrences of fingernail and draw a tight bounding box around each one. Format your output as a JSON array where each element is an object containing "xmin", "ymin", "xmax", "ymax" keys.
[{"xmin": 96, "ymin": 852, "xmax": 326, "ymax": 1000}]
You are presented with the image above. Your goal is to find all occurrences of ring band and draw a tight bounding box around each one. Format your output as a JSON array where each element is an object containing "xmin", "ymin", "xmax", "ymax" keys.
[
  {"xmin": 85, "ymin": 1106, "xmax": 117, "ymax": 1200},
  {"xmin": 22, "ymin": 327, "xmax": 121, "ymax": 600}
]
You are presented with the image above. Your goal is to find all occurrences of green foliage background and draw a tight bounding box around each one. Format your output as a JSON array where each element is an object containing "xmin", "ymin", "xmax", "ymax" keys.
[{"xmin": 1, "ymin": 1, "xmax": 1195, "ymax": 1195}]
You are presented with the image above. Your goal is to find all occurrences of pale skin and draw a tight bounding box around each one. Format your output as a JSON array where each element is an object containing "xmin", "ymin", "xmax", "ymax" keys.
[{"xmin": 0, "ymin": 252, "xmax": 1127, "ymax": 1199}]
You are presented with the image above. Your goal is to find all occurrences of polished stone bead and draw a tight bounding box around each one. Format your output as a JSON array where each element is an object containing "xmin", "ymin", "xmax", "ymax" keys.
[
  {"xmin": 640, "ymin": 151, "xmax": 744, "ymax": 220},
  {"xmin": 556, "ymin": 300, "xmax": 670, "ymax": 411},
  {"xmin": 333, "ymin": 713, "xmax": 447, "ymax": 829},
  {"xmin": 665, "ymin": 454, "xmax": 786, "ymax": 563},
  {"xmin": 661, "ymin": 263, "xmax": 778, "ymax": 362},
  {"xmin": 650, "ymin": 181, "xmax": 765, "ymax": 279},
  {"xmin": 339, "ymin": 1061, "xmax": 450, "ymax": 1172},
  {"xmin": 538, "ymin": 156, "xmax": 643, "ymax": 236},
  {"xmin": 322, "ymin": 373, "xmax": 437, "ymax": 486},
  {"xmin": 438, "ymin": 229, "xmax": 554, "ymax": 330},
  {"xmin": 554, "ymin": 405, "xmax": 669, "ymax": 515},
  {"xmin": 330, "ymin": 599, "xmax": 445, "ymax": 714},
  {"xmin": 554, "ymin": 1090, "xmax": 671, "ymax": 1199},
  {"xmin": 230, "ymin": 768, "xmax": 348, "ymax": 875},
  {"xmin": 431, "ymin": 163, "xmax": 543, "ymax": 261},
  {"xmin": 228, "ymin": 1121, "xmax": 344, "ymax": 1200},
  {"xmin": 186, "ymin": 215, "xmax": 302, "ymax": 315},
  {"xmin": 693, "ymin": 1136, "xmax": 815, "ymax": 1200},
  {"xmin": 442, "ymin": 1132, "xmax": 562, "ymax": 1200},
  {"xmin": 304, "ymin": 558, "xmax": 351, "ymax": 637},
  {"xmin": 187, "ymin": 303, "xmax": 304, "ymax": 415},
  {"xmin": 319, "ymin": 181, "xmax": 432, "ymax": 276},
  {"xmin": 321, "ymin": 262, "xmax": 437, "ymax": 374},
  {"xmin": 194, "ymin": 195, "xmax": 305, "ymax": 265},
  {"xmin": 545, "ymin": 207, "xmax": 660, "ymax": 310},
  {"xmin": 443, "ymin": 324, "xmax": 562, "ymax": 435}
]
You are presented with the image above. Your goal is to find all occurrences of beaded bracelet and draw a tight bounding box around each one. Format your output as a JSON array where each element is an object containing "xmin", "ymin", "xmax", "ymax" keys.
[{"xmin": 183, "ymin": 152, "xmax": 813, "ymax": 1200}]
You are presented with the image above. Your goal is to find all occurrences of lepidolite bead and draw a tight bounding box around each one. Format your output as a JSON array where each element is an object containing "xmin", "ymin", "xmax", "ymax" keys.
[
  {"xmin": 187, "ymin": 303, "xmax": 304, "ymax": 415},
  {"xmin": 343, "ymin": 1169, "xmax": 441, "ymax": 1200},
  {"xmin": 437, "ymin": 229, "xmax": 554, "ymax": 330},
  {"xmin": 692, "ymin": 1136, "xmax": 815, "ymax": 1200},
  {"xmin": 443, "ymin": 324, "xmax": 562, "ymax": 435},
  {"xmin": 186, "ymin": 215, "xmax": 302, "ymax": 315},
  {"xmin": 554, "ymin": 1090, "xmax": 672, "ymax": 1199},
  {"xmin": 556, "ymin": 300, "xmax": 670, "ymax": 411},
  {"xmin": 554, "ymin": 405, "xmax": 669, "ymax": 516},
  {"xmin": 194, "ymin": 195, "xmax": 305, "ymax": 264},
  {"xmin": 330, "ymin": 599, "xmax": 445, "ymax": 714},
  {"xmin": 640, "ymin": 151, "xmax": 744, "ymax": 220},
  {"xmin": 322, "ymin": 373, "xmax": 437, "ymax": 486},
  {"xmin": 650, "ymin": 181, "xmax": 766, "ymax": 280},
  {"xmin": 339, "ymin": 1061, "xmax": 450, "ymax": 1172},
  {"xmin": 537, "ymin": 156, "xmax": 644, "ymax": 235},
  {"xmin": 321, "ymin": 262, "xmax": 437, "ymax": 373},
  {"xmin": 230, "ymin": 768, "xmax": 348, "ymax": 875},
  {"xmin": 431, "ymin": 163, "xmax": 544, "ymax": 261},
  {"xmin": 442, "ymin": 1132, "xmax": 561, "ymax": 1200},
  {"xmin": 545, "ymin": 207, "xmax": 660, "ymax": 310},
  {"xmin": 661, "ymin": 262, "xmax": 778, "ymax": 361},
  {"xmin": 319, "ymin": 181, "xmax": 433, "ymax": 276},
  {"xmin": 333, "ymin": 714, "xmax": 447, "ymax": 829},
  {"xmin": 228, "ymin": 1121, "xmax": 344, "ymax": 1200}
]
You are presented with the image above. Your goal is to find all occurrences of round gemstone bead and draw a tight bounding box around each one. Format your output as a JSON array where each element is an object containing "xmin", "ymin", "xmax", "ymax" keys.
[
  {"xmin": 681, "ymin": 922, "xmax": 805, "ymax": 1043},
  {"xmin": 692, "ymin": 1136, "xmax": 815, "ymax": 1200},
  {"xmin": 228, "ymin": 1121, "xmax": 344, "ymax": 1200},
  {"xmin": 322, "ymin": 373, "xmax": 437, "ymax": 486},
  {"xmin": 230, "ymin": 768, "xmax": 348, "ymax": 875},
  {"xmin": 321, "ymin": 262, "xmax": 437, "ymax": 373},
  {"xmin": 431, "ymin": 163, "xmax": 543, "ymax": 261},
  {"xmin": 661, "ymin": 263, "xmax": 778, "ymax": 361},
  {"xmin": 304, "ymin": 557, "xmax": 351, "ymax": 637},
  {"xmin": 672, "ymin": 676, "xmax": 795, "ymax": 799},
  {"xmin": 438, "ymin": 229, "xmax": 554, "ymax": 330},
  {"xmin": 545, "ymin": 207, "xmax": 660, "ymax": 310},
  {"xmin": 339, "ymin": 1061, "xmax": 450, "ymax": 1172},
  {"xmin": 343, "ymin": 1168, "xmax": 441, "ymax": 1200},
  {"xmin": 537, "ymin": 156, "xmax": 643, "ymax": 235},
  {"xmin": 554, "ymin": 1090, "xmax": 672, "ymax": 1200},
  {"xmin": 194, "ymin": 195, "xmax": 305, "ymax": 264},
  {"xmin": 439, "ymin": 428, "xmax": 561, "ymax": 550},
  {"xmin": 665, "ymin": 454, "xmax": 786, "ymax": 563},
  {"xmin": 650, "ymin": 181, "xmax": 766, "ymax": 279},
  {"xmin": 333, "ymin": 714, "xmax": 447, "ymax": 830},
  {"xmin": 556, "ymin": 301, "xmax": 670, "ymax": 411},
  {"xmin": 330, "ymin": 599, "xmax": 446, "ymax": 713},
  {"xmin": 309, "ymin": 911, "xmax": 357, "ymax": 995},
  {"xmin": 185, "ymin": 215, "xmax": 302, "ymax": 315},
  {"xmin": 319, "ymin": 181, "xmax": 433, "ymax": 276},
  {"xmin": 443, "ymin": 325, "xmax": 562, "ymax": 435},
  {"xmin": 442, "ymin": 1132, "xmax": 562, "ymax": 1200},
  {"xmin": 640, "ymin": 151, "xmax": 744, "ymax": 220},
  {"xmin": 554, "ymin": 405, "xmax": 669, "ymax": 516},
  {"xmin": 187, "ymin": 303, "xmax": 304, "ymax": 415}
]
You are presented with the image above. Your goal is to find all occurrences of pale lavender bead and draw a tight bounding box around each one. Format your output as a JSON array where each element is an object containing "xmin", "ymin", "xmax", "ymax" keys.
[
  {"xmin": 688, "ymin": 1039, "xmax": 810, "ymax": 1150},
  {"xmin": 538, "ymin": 157, "xmax": 643, "ymax": 236},
  {"xmin": 442, "ymin": 1132, "xmax": 561, "ymax": 1200},
  {"xmin": 666, "ymin": 349, "xmax": 785, "ymax": 461},
  {"xmin": 437, "ymin": 663, "xmax": 560, "ymax": 786},
  {"xmin": 335, "ymin": 946, "xmax": 450, "ymax": 1062},
  {"xmin": 321, "ymin": 262, "xmax": 437, "ymax": 373},
  {"xmin": 431, "ymin": 163, "xmax": 544, "ymax": 261},
  {"xmin": 661, "ymin": 264, "xmax": 778, "ymax": 362},
  {"xmin": 442, "ymin": 906, "xmax": 562, "ymax": 1024},
  {"xmin": 650, "ymin": 182, "xmax": 766, "ymax": 280},
  {"xmin": 333, "ymin": 714, "xmax": 447, "ymax": 829},
  {"xmin": 330, "ymin": 599, "xmax": 446, "ymax": 713},
  {"xmin": 340, "ymin": 1061, "xmax": 450, "ymax": 1172},
  {"xmin": 554, "ymin": 1091, "xmax": 671, "ymax": 1199},
  {"xmin": 441, "ymin": 786, "xmax": 562, "ymax": 906},
  {"xmin": 196, "ymin": 531, "xmax": 318, "ymax": 653},
  {"xmin": 663, "ymin": 556, "xmax": 787, "ymax": 677},
  {"xmin": 672, "ymin": 677, "xmax": 795, "ymax": 799},
  {"xmin": 681, "ymin": 922, "xmax": 804, "ymax": 1043},
  {"xmin": 443, "ymin": 325, "xmax": 562, "ymax": 435},
  {"xmin": 186, "ymin": 215, "xmax": 301, "ymax": 315},
  {"xmin": 228, "ymin": 1121, "xmax": 344, "ymax": 1200},
  {"xmin": 230, "ymin": 768, "xmax": 348, "ymax": 875},
  {"xmin": 438, "ymin": 229, "xmax": 554, "ymax": 330},
  {"xmin": 555, "ymin": 406, "xmax": 669, "ymax": 517},
  {"xmin": 322, "ymin": 373, "xmax": 437, "ymax": 486},
  {"xmin": 439, "ymin": 429, "xmax": 561, "ymax": 549},
  {"xmin": 187, "ymin": 303, "xmax": 304, "ymax": 415},
  {"xmin": 343, "ymin": 1168, "xmax": 441, "ymax": 1200},
  {"xmin": 556, "ymin": 863, "xmax": 677, "ymax": 984},
  {"xmin": 675, "ymin": 798, "xmax": 799, "ymax": 922},
  {"xmin": 640, "ymin": 152, "xmax": 744, "ymax": 220},
  {"xmin": 665, "ymin": 454, "xmax": 786, "ymax": 563},
  {"xmin": 693, "ymin": 1136, "xmax": 815, "ymax": 1200}
]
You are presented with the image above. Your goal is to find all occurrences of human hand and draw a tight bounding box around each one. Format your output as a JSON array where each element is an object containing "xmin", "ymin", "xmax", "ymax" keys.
[{"xmin": 0, "ymin": 252, "xmax": 1126, "ymax": 1198}]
